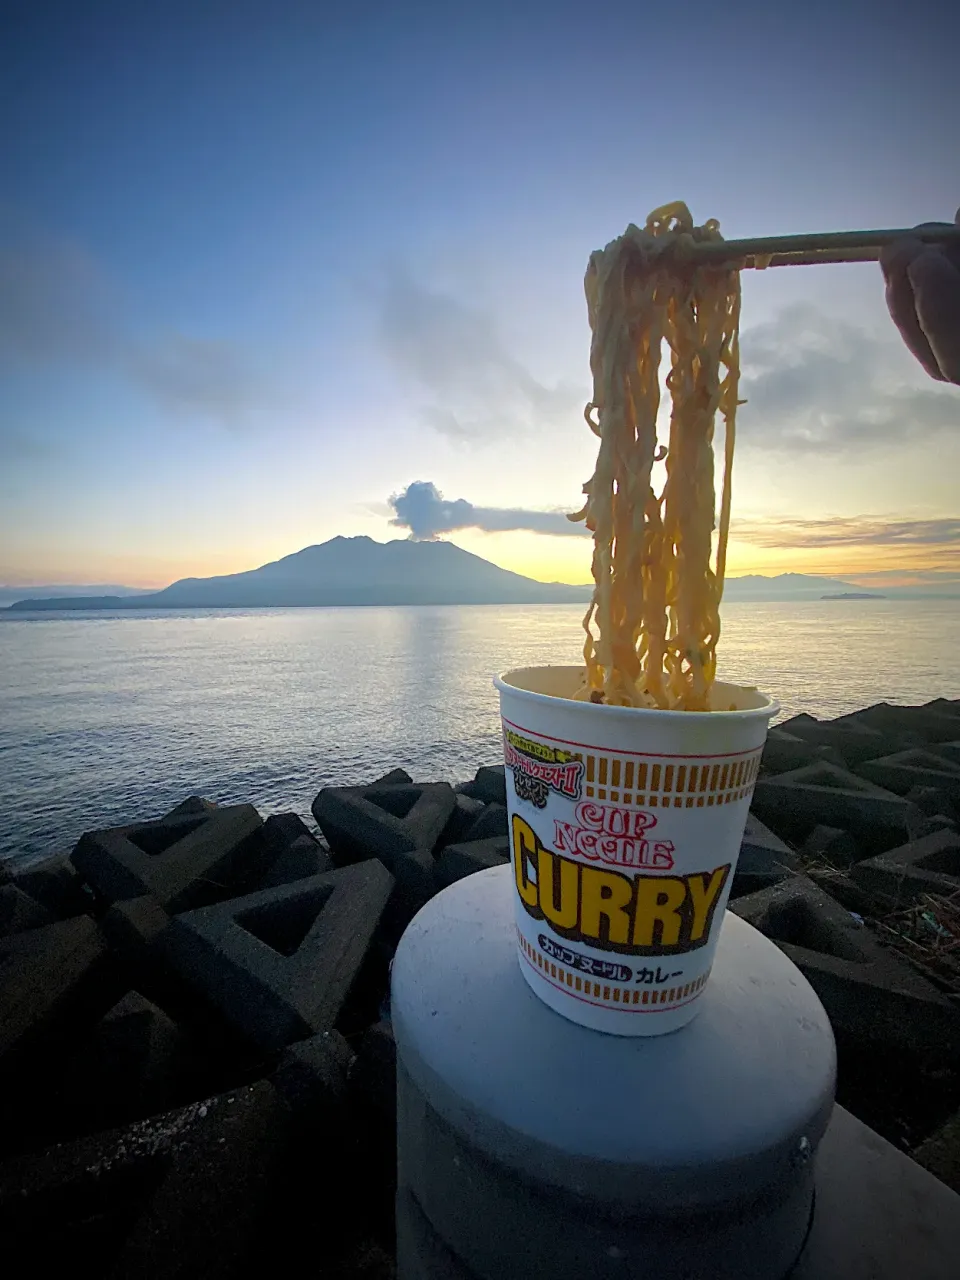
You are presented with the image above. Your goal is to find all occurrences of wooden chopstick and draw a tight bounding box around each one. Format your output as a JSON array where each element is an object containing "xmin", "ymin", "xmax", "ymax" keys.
[{"xmin": 676, "ymin": 225, "xmax": 960, "ymax": 269}]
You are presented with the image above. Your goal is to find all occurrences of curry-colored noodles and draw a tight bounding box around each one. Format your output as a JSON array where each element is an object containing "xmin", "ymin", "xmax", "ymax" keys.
[{"xmin": 569, "ymin": 202, "xmax": 741, "ymax": 711}]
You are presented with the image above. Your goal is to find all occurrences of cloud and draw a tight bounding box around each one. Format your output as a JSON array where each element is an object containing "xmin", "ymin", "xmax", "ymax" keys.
[
  {"xmin": 0, "ymin": 425, "xmax": 50, "ymax": 462},
  {"xmin": 0, "ymin": 232, "xmax": 116, "ymax": 366},
  {"xmin": 733, "ymin": 515, "xmax": 960, "ymax": 550},
  {"xmin": 389, "ymin": 486, "xmax": 960, "ymax": 567},
  {"xmin": 738, "ymin": 303, "xmax": 959, "ymax": 452},
  {"xmin": 127, "ymin": 335, "xmax": 263, "ymax": 427},
  {"xmin": 0, "ymin": 225, "xmax": 262, "ymax": 428},
  {"xmin": 377, "ymin": 282, "xmax": 959, "ymax": 452},
  {"xmin": 378, "ymin": 271, "xmax": 582, "ymax": 440},
  {"xmin": 389, "ymin": 480, "xmax": 588, "ymax": 539}
]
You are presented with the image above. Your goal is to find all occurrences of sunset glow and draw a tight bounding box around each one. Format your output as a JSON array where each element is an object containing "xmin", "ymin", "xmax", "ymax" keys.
[{"xmin": 2, "ymin": 3, "xmax": 957, "ymax": 594}]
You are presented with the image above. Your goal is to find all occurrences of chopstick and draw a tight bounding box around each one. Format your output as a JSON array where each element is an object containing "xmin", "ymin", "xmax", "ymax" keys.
[{"xmin": 675, "ymin": 225, "xmax": 960, "ymax": 269}]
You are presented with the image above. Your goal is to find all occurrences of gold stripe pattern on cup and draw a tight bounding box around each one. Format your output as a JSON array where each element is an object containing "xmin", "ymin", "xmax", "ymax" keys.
[
  {"xmin": 518, "ymin": 933, "xmax": 710, "ymax": 1010},
  {"xmin": 581, "ymin": 750, "xmax": 763, "ymax": 807}
]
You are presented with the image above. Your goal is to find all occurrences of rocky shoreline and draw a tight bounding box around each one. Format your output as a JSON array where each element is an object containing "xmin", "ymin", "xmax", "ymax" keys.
[{"xmin": 1, "ymin": 698, "xmax": 959, "ymax": 1276}]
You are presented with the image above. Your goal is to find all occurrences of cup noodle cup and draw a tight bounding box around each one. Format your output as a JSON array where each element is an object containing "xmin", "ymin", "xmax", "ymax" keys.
[{"xmin": 494, "ymin": 666, "xmax": 778, "ymax": 1036}]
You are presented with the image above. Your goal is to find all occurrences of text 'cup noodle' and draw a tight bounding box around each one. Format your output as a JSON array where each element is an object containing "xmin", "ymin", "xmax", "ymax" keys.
[{"xmin": 495, "ymin": 666, "xmax": 779, "ymax": 1036}]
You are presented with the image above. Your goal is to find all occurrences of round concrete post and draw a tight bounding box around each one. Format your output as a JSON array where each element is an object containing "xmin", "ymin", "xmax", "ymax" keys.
[{"xmin": 392, "ymin": 865, "xmax": 836, "ymax": 1280}]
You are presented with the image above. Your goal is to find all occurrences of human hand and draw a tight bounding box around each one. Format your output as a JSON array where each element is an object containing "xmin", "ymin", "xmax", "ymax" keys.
[{"xmin": 879, "ymin": 210, "xmax": 960, "ymax": 384}]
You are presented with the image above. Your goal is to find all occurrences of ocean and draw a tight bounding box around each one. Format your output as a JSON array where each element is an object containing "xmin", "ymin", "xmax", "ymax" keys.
[{"xmin": 1, "ymin": 599, "xmax": 958, "ymax": 865}]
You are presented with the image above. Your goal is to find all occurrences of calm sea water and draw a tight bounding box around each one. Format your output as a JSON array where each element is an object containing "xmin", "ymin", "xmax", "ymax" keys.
[{"xmin": 1, "ymin": 600, "xmax": 958, "ymax": 866}]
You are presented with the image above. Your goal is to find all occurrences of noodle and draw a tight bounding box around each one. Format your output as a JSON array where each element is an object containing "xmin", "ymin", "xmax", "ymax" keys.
[{"xmin": 569, "ymin": 202, "xmax": 741, "ymax": 711}]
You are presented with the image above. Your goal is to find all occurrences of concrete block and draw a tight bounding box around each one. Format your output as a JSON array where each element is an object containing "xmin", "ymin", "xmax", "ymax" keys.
[
  {"xmin": 329, "ymin": 1240, "xmax": 397, "ymax": 1280},
  {"xmin": 440, "ymin": 793, "xmax": 486, "ymax": 846},
  {"xmin": 313, "ymin": 782, "xmax": 456, "ymax": 870},
  {"xmin": 801, "ymin": 868, "xmax": 879, "ymax": 918},
  {"xmin": 102, "ymin": 893, "xmax": 171, "ymax": 951},
  {"xmin": 272, "ymin": 1028, "xmax": 355, "ymax": 1126},
  {"xmin": 906, "ymin": 785, "xmax": 958, "ymax": 823},
  {"xmin": 161, "ymin": 862, "xmax": 394, "ymax": 1050},
  {"xmin": 72, "ymin": 803, "xmax": 263, "ymax": 911},
  {"xmin": 350, "ymin": 1020, "xmax": 397, "ymax": 1125},
  {"xmin": 463, "ymin": 802, "xmax": 508, "ymax": 842},
  {"xmin": 371, "ymin": 768, "xmax": 413, "ymax": 786},
  {"xmin": 261, "ymin": 833, "xmax": 333, "ymax": 887},
  {"xmin": 57, "ymin": 991, "xmax": 194, "ymax": 1134},
  {"xmin": 435, "ymin": 837, "xmax": 510, "ymax": 889},
  {"xmin": 0, "ymin": 916, "xmax": 113, "ymax": 1064},
  {"xmin": 0, "ymin": 884, "xmax": 53, "ymax": 937},
  {"xmin": 109, "ymin": 1080, "xmax": 291, "ymax": 1279},
  {"xmin": 738, "ymin": 813, "xmax": 798, "ymax": 879},
  {"xmin": 730, "ymin": 878, "xmax": 960, "ymax": 1058},
  {"xmin": 0, "ymin": 1093, "xmax": 218, "ymax": 1270},
  {"xmin": 932, "ymin": 740, "xmax": 960, "ymax": 766},
  {"xmin": 218, "ymin": 811, "xmax": 329, "ymax": 894},
  {"xmin": 800, "ymin": 824, "xmax": 861, "ymax": 869},
  {"xmin": 260, "ymin": 809, "xmax": 314, "ymax": 853},
  {"xmin": 778, "ymin": 713, "xmax": 902, "ymax": 766},
  {"xmin": 855, "ymin": 749, "xmax": 960, "ymax": 802},
  {"xmin": 10, "ymin": 853, "xmax": 92, "ymax": 919},
  {"xmin": 912, "ymin": 1107, "xmax": 960, "ymax": 1195},
  {"xmin": 924, "ymin": 697, "xmax": 960, "ymax": 713},
  {"xmin": 751, "ymin": 761, "xmax": 922, "ymax": 849},
  {"xmin": 924, "ymin": 814, "xmax": 957, "ymax": 833},
  {"xmin": 378, "ymin": 845, "xmax": 438, "ymax": 941},
  {"xmin": 850, "ymin": 828, "xmax": 960, "ymax": 906},
  {"xmin": 459, "ymin": 764, "xmax": 507, "ymax": 806},
  {"xmin": 852, "ymin": 700, "xmax": 960, "ymax": 744},
  {"xmin": 165, "ymin": 796, "xmax": 219, "ymax": 817},
  {"xmin": 350, "ymin": 1020, "xmax": 400, "ymax": 1240},
  {"xmin": 731, "ymin": 816, "xmax": 798, "ymax": 898},
  {"xmin": 762, "ymin": 727, "xmax": 844, "ymax": 774}
]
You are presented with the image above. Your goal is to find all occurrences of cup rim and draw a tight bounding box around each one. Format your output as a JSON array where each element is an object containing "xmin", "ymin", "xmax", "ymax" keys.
[{"xmin": 494, "ymin": 665, "xmax": 780, "ymax": 722}]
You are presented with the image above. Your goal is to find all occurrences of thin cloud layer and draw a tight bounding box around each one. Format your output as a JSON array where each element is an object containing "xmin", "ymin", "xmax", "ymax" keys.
[
  {"xmin": 0, "ymin": 228, "xmax": 263, "ymax": 428},
  {"xmin": 734, "ymin": 515, "xmax": 960, "ymax": 549},
  {"xmin": 128, "ymin": 336, "xmax": 262, "ymax": 428},
  {"xmin": 389, "ymin": 480, "xmax": 587, "ymax": 539},
  {"xmin": 390, "ymin": 483, "xmax": 960, "ymax": 570},
  {"xmin": 379, "ymin": 271, "xmax": 582, "ymax": 441},
  {"xmin": 378, "ymin": 282, "xmax": 960, "ymax": 452},
  {"xmin": 738, "ymin": 303, "xmax": 959, "ymax": 452}
]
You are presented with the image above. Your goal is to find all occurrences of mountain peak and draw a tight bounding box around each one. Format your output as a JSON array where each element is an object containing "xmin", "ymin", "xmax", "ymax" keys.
[{"xmin": 7, "ymin": 535, "xmax": 588, "ymax": 610}]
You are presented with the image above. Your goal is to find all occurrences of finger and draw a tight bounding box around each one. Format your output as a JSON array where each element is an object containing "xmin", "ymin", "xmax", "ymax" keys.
[
  {"xmin": 879, "ymin": 220, "xmax": 958, "ymax": 283},
  {"xmin": 908, "ymin": 249, "xmax": 960, "ymax": 384},
  {"xmin": 880, "ymin": 236, "xmax": 946, "ymax": 380}
]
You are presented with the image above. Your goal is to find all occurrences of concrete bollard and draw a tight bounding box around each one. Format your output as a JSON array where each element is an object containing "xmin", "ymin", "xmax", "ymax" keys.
[{"xmin": 392, "ymin": 865, "xmax": 836, "ymax": 1280}]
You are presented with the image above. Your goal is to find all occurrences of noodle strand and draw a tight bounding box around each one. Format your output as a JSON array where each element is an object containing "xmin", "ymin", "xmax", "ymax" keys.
[{"xmin": 568, "ymin": 203, "xmax": 742, "ymax": 711}]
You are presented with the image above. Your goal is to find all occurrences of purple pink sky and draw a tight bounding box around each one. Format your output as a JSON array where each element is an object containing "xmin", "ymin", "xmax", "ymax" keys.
[{"xmin": 2, "ymin": 0, "xmax": 958, "ymax": 591}]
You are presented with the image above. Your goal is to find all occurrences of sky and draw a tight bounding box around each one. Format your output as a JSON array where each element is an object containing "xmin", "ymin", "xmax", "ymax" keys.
[{"xmin": 1, "ymin": 0, "xmax": 959, "ymax": 591}]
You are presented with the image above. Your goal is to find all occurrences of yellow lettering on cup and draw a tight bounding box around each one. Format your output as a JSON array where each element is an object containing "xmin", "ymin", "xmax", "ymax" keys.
[
  {"xmin": 579, "ymin": 865, "xmax": 633, "ymax": 945},
  {"xmin": 687, "ymin": 865, "xmax": 730, "ymax": 942},
  {"xmin": 632, "ymin": 878, "xmax": 687, "ymax": 947},
  {"xmin": 538, "ymin": 846, "xmax": 579, "ymax": 930},
  {"xmin": 512, "ymin": 814, "xmax": 539, "ymax": 908}
]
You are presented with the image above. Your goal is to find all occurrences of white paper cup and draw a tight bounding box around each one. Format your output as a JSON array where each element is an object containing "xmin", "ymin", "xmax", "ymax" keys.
[{"xmin": 494, "ymin": 666, "xmax": 779, "ymax": 1036}]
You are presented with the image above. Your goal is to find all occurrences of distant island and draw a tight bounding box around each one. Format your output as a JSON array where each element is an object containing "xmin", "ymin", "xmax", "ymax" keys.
[
  {"xmin": 0, "ymin": 541, "xmax": 939, "ymax": 610},
  {"xmin": 0, "ymin": 584, "xmax": 148, "ymax": 609},
  {"xmin": 821, "ymin": 592, "xmax": 887, "ymax": 601},
  {"xmin": 4, "ymin": 538, "xmax": 591, "ymax": 611}
]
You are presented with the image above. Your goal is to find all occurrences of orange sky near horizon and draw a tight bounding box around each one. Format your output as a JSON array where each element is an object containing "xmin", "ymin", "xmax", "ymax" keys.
[
  {"xmin": 2, "ymin": 521, "xmax": 957, "ymax": 591},
  {"xmin": 4, "ymin": 6, "xmax": 960, "ymax": 599}
]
